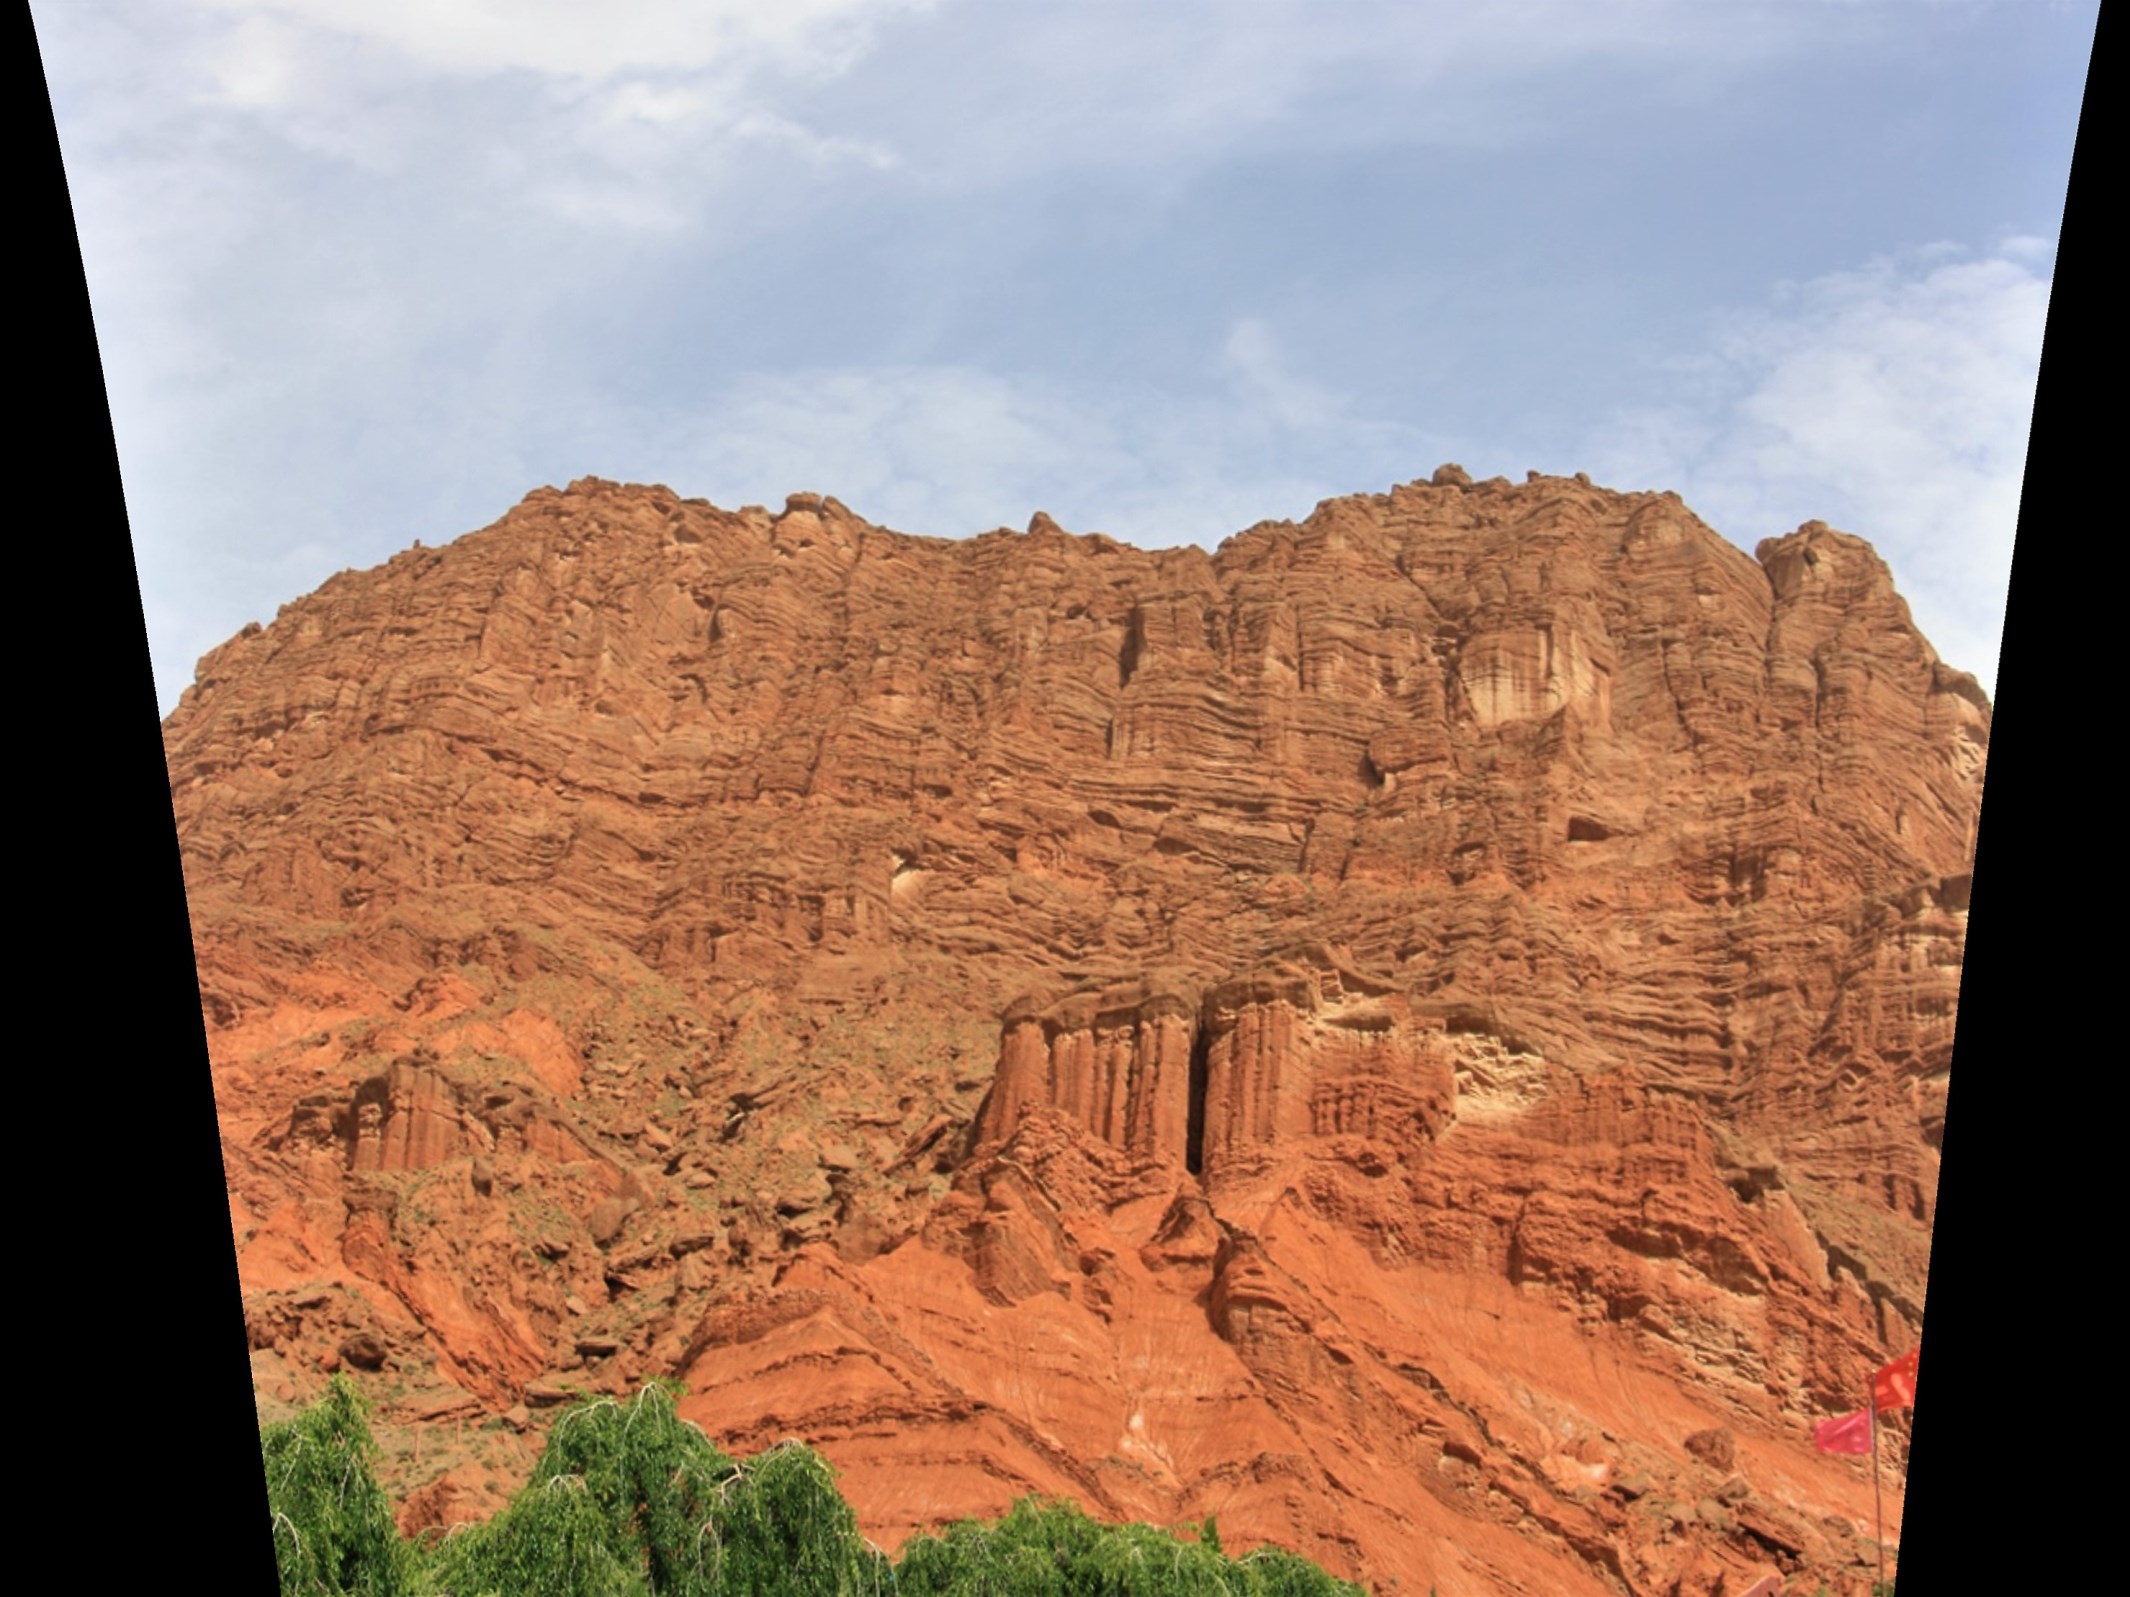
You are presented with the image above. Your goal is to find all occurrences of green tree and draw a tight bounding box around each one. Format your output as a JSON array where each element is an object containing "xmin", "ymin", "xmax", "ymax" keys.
[
  {"xmin": 258, "ymin": 1381, "xmax": 1363, "ymax": 1597},
  {"xmin": 261, "ymin": 1375, "xmax": 418, "ymax": 1597},
  {"xmin": 425, "ymin": 1474, "xmax": 651, "ymax": 1597},
  {"xmin": 686, "ymin": 1439, "xmax": 890, "ymax": 1595},
  {"xmin": 424, "ymin": 1383, "xmax": 886, "ymax": 1597},
  {"xmin": 522, "ymin": 1382, "xmax": 737, "ymax": 1594}
]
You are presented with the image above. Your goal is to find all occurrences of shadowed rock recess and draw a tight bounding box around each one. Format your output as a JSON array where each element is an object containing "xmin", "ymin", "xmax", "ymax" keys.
[{"xmin": 176, "ymin": 469, "xmax": 1980, "ymax": 1595}]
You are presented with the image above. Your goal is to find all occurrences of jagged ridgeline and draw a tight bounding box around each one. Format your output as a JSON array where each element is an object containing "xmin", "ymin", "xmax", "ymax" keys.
[{"xmin": 263, "ymin": 1378, "xmax": 1367, "ymax": 1595}]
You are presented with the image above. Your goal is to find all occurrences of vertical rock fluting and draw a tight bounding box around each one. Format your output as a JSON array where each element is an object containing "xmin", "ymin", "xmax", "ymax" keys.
[
  {"xmin": 977, "ymin": 950, "xmax": 1460, "ymax": 1182},
  {"xmin": 1198, "ymin": 971, "xmax": 1313, "ymax": 1168},
  {"xmin": 977, "ymin": 981, "xmax": 1198, "ymax": 1165},
  {"xmin": 1197, "ymin": 963, "xmax": 1458, "ymax": 1179},
  {"xmin": 350, "ymin": 1058, "xmax": 473, "ymax": 1173}
]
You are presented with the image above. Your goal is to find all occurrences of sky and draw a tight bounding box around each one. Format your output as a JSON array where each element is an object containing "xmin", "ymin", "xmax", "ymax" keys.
[{"xmin": 36, "ymin": 1, "xmax": 2094, "ymax": 714}]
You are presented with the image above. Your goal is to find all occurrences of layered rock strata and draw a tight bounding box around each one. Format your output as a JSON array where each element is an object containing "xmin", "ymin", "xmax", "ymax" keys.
[{"xmin": 171, "ymin": 468, "xmax": 1981, "ymax": 1594}]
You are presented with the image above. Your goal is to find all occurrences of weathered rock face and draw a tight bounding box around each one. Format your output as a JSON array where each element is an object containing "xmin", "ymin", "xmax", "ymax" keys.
[{"xmin": 173, "ymin": 470, "xmax": 1980, "ymax": 1595}]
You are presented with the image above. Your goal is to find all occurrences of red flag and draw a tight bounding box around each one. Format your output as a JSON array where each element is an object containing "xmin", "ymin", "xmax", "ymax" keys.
[
  {"xmin": 1814, "ymin": 1409, "xmax": 1871, "ymax": 1454},
  {"xmin": 1872, "ymin": 1346, "xmax": 1919, "ymax": 1412}
]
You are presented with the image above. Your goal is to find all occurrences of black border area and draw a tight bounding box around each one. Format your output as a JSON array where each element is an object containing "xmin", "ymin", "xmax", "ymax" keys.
[
  {"xmin": 1893, "ymin": 4, "xmax": 2100, "ymax": 1590},
  {"xmin": 24, "ymin": 2, "xmax": 278, "ymax": 1584}
]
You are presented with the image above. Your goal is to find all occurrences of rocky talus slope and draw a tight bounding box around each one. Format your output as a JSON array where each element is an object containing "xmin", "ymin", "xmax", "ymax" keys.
[{"xmin": 170, "ymin": 467, "xmax": 1983, "ymax": 1595}]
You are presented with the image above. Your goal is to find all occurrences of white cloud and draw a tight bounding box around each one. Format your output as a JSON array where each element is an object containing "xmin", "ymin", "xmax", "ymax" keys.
[
  {"xmin": 203, "ymin": 12, "xmax": 305, "ymax": 110},
  {"xmin": 33, "ymin": 0, "xmax": 2074, "ymax": 717},
  {"xmin": 186, "ymin": 0, "xmax": 936, "ymax": 85},
  {"xmin": 1222, "ymin": 319, "xmax": 1340, "ymax": 433},
  {"xmin": 129, "ymin": 1, "xmax": 1920, "ymax": 210},
  {"xmin": 37, "ymin": 0, "xmax": 928, "ymax": 238},
  {"xmin": 1587, "ymin": 241, "xmax": 2049, "ymax": 696},
  {"xmin": 726, "ymin": 111, "xmax": 901, "ymax": 171},
  {"xmin": 830, "ymin": 1, "xmax": 1888, "ymax": 189}
]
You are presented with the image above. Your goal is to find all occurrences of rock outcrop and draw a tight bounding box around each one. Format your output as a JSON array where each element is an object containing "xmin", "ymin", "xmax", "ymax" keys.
[{"xmin": 172, "ymin": 469, "xmax": 1979, "ymax": 1595}]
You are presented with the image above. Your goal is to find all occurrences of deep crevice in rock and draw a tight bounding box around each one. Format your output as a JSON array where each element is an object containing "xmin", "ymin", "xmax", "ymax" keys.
[{"xmin": 1185, "ymin": 1023, "xmax": 1211, "ymax": 1176}]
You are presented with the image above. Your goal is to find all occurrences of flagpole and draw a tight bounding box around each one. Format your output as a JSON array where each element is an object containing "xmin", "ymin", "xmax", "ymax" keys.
[{"xmin": 1870, "ymin": 1398, "xmax": 1886, "ymax": 1592}]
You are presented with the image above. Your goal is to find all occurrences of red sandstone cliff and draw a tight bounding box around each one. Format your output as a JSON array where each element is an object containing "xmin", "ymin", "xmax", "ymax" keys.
[{"xmin": 170, "ymin": 467, "xmax": 1981, "ymax": 1595}]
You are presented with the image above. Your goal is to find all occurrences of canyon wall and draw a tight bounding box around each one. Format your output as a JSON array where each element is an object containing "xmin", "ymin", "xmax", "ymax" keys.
[{"xmin": 170, "ymin": 467, "xmax": 1983, "ymax": 1594}]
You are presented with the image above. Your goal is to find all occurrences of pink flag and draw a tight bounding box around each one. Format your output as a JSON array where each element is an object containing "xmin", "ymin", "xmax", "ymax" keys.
[{"xmin": 1814, "ymin": 1408, "xmax": 1871, "ymax": 1455}]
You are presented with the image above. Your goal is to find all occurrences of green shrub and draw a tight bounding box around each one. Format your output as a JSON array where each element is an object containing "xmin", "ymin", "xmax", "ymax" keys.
[{"xmin": 893, "ymin": 1496, "xmax": 1365, "ymax": 1595}]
